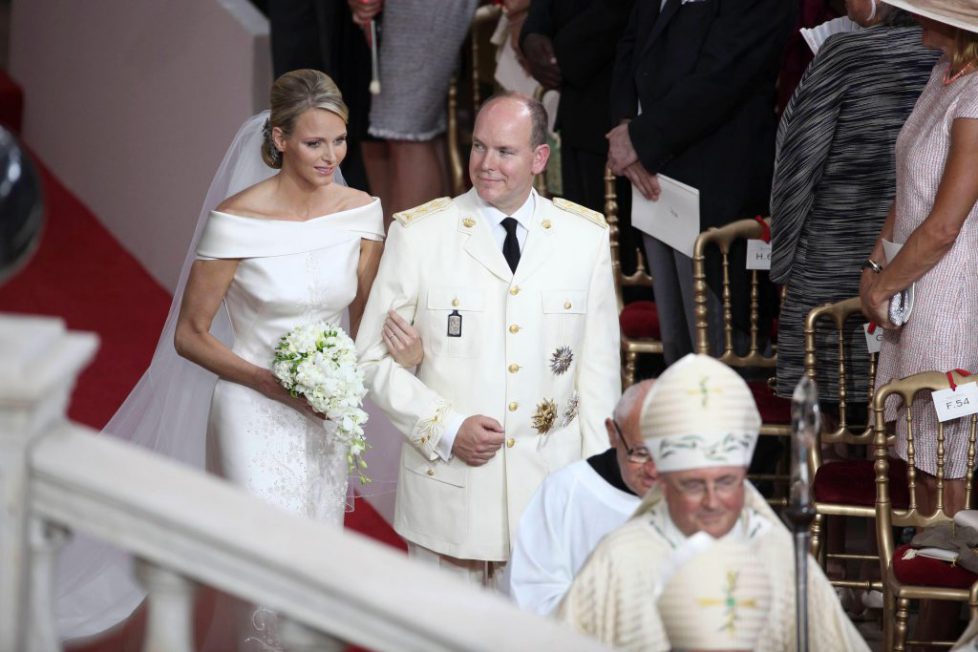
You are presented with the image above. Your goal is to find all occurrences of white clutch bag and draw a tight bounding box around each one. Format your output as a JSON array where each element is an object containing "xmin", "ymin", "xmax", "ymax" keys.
[{"xmin": 883, "ymin": 239, "xmax": 915, "ymax": 326}]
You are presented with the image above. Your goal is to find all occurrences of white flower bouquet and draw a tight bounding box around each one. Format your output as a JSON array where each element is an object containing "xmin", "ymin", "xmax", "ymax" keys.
[{"xmin": 272, "ymin": 321, "xmax": 370, "ymax": 484}]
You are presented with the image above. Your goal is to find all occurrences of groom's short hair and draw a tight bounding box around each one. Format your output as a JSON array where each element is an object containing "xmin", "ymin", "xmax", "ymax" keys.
[{"xmin": 478, "ymin": 92, "xmax": 549, "ymax": 149}]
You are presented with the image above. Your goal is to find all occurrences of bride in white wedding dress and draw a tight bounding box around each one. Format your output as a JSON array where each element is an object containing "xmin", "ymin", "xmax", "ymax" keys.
[
  {"xmin": 171, "ymin": 69, "xmax": 415, "ymax": 650},
  {"xmin": 175, "ymin": 69, "xmax": 383, "ymax": 524},
  {"xmin": 52, "ymin": 70, "xmax": 420, "ymax": 650}
]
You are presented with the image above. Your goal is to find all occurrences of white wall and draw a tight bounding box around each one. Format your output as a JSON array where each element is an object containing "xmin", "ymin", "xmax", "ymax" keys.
[{"xmin": 10, "ymin": 0, "xmax": 271, "ymax": 292}]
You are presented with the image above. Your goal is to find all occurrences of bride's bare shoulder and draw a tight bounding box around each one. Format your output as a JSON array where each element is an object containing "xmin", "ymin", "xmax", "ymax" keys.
[
  {"xmin": 331, "ymin": 185, "xmax": 375, "ymax": 211},
  {"xmin": 214, "ymin": 178, "xmax": 277, "ymax": 217}
]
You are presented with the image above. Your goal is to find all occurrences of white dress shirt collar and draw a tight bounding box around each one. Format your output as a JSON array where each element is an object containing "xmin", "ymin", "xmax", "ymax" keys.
[{"xmin": 476, "ymin": 189, "xmax": 536, "ymax": 251}]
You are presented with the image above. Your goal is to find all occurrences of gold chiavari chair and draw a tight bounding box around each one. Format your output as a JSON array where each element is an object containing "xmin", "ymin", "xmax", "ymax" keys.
[
  {"xmin": 692, "ymin": 217, "xmax": 788, "ymax": 504},
  {"xmin": 805, "ymin": 296, "xmax": 907, "ymax": 592},
  {"xmin": 874, "ymin": 370, "xmax": 978, "ymax": 650},
  {"xmin": 692, "ymin": 217, "xmax": 788, "ymax": 434},
  {"xmin": 604, "ymin": 168, "xmax": 662, "ymax": 388}
]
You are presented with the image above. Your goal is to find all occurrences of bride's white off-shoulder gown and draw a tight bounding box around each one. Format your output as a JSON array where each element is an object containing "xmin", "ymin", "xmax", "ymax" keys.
[{"xmin": 195, "ymin": 198, "xmax": 383, "ymax": 649}]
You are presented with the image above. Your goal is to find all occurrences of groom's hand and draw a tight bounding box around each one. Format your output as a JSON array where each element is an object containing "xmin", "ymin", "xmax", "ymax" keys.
[{"xmin": 452, "ymin": 416, "xmax": 505, "ymax": 466}]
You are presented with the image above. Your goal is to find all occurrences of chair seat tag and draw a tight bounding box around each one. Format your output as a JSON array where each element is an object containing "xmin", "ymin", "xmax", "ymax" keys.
[
  {"xmin": 933, "ymin": 382, "xmax": 978, "ymax": 422},
  {"xmin": 863, "ymin": 323, "xmax": 883, "ymax": 354},
  {"xmin": 746, "ymin": 239, "xmax": 772, "ymax": 270}
]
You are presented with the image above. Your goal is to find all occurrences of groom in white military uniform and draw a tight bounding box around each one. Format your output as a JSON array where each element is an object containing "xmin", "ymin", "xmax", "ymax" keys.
[{"xmin": 356, "ymin": 93, "xmax": 620, "ymax": 580}]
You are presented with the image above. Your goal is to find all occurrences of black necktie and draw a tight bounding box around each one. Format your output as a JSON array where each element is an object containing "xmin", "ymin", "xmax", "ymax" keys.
[{"xmin": 501, "ymin": 217, "xmax": 521, "ymax": 273}]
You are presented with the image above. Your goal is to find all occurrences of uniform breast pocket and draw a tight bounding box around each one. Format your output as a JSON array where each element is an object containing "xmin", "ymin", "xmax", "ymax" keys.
[
  {"xmin": 426, "ymin": 286, "xmax": 485, "ymax": 359},
  {"xmin": 542, "ymin": 289, "xmax": 588, "ymax": 355}
]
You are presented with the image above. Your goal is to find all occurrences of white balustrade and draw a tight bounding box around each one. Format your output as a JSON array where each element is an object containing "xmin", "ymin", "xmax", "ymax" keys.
[
  {"xmin": 135, "ymin": 559, "xmax": 196, "ymax": 652},
  {"xmin": 0, "ymin": 314, "xmax": 608, "ymax": 652},
  {"xmin": 28, "ymin": 519, "xmax": 69, "ymax": 652}
]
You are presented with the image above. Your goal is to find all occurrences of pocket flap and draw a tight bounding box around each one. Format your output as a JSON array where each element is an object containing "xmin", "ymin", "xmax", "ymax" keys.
[
  {"xmin": 542, "ymin": 290, "xmax": 587, "ymax": 314},
  {"xmin": 427, "ymin": 286, "xmax": 486, "ymax": 311},
  {"xmin": 404, "ymin": 455, "xmax": 467, "ymax": 488}
]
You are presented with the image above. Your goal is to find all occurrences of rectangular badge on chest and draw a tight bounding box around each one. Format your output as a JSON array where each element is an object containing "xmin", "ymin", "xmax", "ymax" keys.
[{"xmin": 447, "ymin": 310, "xmax": 462, "ymax": 337}]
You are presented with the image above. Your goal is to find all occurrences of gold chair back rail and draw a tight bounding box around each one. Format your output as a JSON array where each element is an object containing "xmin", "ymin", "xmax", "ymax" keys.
[{"xmin": 692, "ymin": 217, "xmax": 773, "ymax": 367}]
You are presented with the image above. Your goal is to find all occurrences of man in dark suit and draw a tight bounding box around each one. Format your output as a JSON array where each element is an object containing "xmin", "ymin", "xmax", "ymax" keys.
[
  {"xmin": 608, "ymin": 0, "xmax": 795, "ymax": 363},
  {"xmin": 519, "ymin": 0, "xmax": 636, "ymax": 216}
]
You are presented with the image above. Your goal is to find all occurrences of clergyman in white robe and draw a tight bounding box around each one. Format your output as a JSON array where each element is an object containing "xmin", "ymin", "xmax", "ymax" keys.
[{"xmin": 507, "ymin": 450, "xmax": 641, "ymax": 614}]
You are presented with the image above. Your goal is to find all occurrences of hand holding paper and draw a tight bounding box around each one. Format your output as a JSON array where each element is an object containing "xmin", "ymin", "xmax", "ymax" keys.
[
  {"xmin": 631, "ymin": 174, "xmax": 700, "ymax": 258},
  {"xmin": 624, "ymin": 163, "xmax": 660, "ymax": 201}
]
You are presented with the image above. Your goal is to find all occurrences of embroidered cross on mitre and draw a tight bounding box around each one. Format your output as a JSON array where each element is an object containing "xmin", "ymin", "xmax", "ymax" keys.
[{"xmin": 686, "ymin": 375, "xmax": 723, "ymax": 407}]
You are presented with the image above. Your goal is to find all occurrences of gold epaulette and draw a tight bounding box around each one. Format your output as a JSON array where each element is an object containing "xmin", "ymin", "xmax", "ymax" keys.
[
  {"xmin": 553, "ymin": 197, "xmax": 607, "ymax": 228},
  {"xmin": 393, "ymin": 197, "xmax": 452, "ymax": 227}
]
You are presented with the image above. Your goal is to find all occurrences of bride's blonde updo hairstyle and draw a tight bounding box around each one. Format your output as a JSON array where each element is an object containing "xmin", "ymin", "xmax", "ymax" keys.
[{"xmin": 261, "ymin": 69, "xmax": 349, "ymax": 169}]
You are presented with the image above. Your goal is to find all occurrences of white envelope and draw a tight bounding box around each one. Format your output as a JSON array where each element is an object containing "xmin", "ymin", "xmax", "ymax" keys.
[
  {"xmin": 800, "ymin": 16, "xmax": 862, "ymax": 55},
  {"xmin": 630, "ymin": 175, "xmax": 700, "ymax": 258}
]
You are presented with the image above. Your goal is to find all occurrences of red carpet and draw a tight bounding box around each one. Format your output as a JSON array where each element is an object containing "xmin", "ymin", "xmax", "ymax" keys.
[{"xmin": 1, "ymin": 151, "xmax": 404, "ymax": 650}]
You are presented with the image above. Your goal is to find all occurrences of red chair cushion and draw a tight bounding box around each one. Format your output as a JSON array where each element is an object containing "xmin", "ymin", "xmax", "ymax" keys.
[
  {"xmin": 620, "ymin": 300, "xmax": 660, "ymax": 339},
  {"xmin": 892, "ymin": 543, "xmax": 978, "ymax": 589},
  {"xmin": 813, "ymin": 457, "xmax": 910, "ymax": 509},
  {"xmin": 748, "ymin": 380, "xmax": 791, "ymax": 424}
]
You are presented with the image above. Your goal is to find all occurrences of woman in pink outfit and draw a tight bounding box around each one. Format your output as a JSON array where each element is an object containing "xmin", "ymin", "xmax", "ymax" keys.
[{"xmin": 860, "ymin": 0, "xmax": 978, "ymax": 518}]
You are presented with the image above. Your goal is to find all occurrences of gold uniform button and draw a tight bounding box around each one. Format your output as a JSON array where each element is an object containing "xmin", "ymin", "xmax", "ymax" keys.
[
  {"xmin": 452, "ymin": 298, "xmax": 460, "ymax": 307},
  {"xmin": 508, "ymin": 363, "xmax": 520, "ymax": 373},
  {"xmin": 564, "ymin": 301, "xmax": 572, "ymax": 310},
  {"xmin": 426, "ymin": 469, "xmax": 434, "ymax": 476},
  {"xmin": 542, "ymin": 219, "xmax": 552, "ymax": 229},
  {"xmin": 509, "ymin": 324, "xmax": 521, "ymax": 334},
  {"xmin": 508, "ymin": 401, "xmax": 519, "ymax": 411},
  {"xmin": 509, "ymin": 286, "xmax": 520, "ymax": 296},
  {"xmin": 506, "ymin": 438, "xmax": 516, "ymax": 448}
]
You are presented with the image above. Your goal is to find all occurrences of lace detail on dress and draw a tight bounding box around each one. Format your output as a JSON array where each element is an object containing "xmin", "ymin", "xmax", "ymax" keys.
[
  {"xmin": 242, "ymin": 397, "xmax": 349, "ymax": 522},
  {"xmin": 242, "ymin": 606, "xmax": 282, "ymax": 652}
]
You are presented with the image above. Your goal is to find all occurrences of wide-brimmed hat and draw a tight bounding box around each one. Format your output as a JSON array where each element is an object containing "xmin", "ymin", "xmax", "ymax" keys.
[
  {"xmin": 882, "ymin": 0, "xmax": 978, "ymax": 33},
  {"xmin": 639, "ymin": 354, "xmax": 760, "ymax": 473}
]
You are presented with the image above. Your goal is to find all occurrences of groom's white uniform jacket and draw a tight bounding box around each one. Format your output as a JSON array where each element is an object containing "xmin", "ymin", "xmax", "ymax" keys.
[{"xmin": 357, "ymin": 188, "xmax": 621, "ymax": 561}]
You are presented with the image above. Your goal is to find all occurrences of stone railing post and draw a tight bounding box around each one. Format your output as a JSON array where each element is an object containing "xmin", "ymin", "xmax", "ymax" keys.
[{"xmin": 0, "ymin": 314, "xmax": 97, "ymax": 651}]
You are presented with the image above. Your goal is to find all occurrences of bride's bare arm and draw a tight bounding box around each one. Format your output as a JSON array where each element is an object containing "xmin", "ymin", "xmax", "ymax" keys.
[
  {"xmin": 174, "ymin": 258, "xmax": 319, "ymax": 418},
  {"xmin": 349, "ymin": 238, "xmax": 384, "ymax": 338}
]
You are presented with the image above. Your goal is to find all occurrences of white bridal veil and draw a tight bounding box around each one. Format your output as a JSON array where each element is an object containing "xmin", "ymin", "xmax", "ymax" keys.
[{"xmin": 55, "ymin": 111, "xmax": 398, "ymax": 639}]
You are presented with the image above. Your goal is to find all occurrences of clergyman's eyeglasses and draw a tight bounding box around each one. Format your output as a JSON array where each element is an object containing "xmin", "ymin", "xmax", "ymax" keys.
[{"xmin": 611, "ymin": 419, "xmax": 652, "ymax": 465}]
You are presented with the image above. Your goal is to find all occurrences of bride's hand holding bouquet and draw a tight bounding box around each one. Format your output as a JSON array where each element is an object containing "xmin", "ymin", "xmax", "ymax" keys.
[{"xmin": 271, "ymin": 321, "xmax": 371, "ymax": 483}]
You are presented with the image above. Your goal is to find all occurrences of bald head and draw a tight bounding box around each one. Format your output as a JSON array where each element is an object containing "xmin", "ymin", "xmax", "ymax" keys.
[
  {"xmin": 614, "ymin": 379, "xmax": 655, "ymax": 430},
  {"xmin": 477, "ymin": 93, "xmax": 549, "ymax": 148}
]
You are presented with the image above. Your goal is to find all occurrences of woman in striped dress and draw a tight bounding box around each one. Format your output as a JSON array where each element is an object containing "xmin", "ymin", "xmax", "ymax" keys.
[{"xmin": 770, "ymin": 2, "xmax": 937, "ymax": 410}]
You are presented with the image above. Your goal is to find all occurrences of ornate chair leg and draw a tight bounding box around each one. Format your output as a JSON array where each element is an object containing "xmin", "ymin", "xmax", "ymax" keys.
[
  {"xmin": 809, "ymin": 513, "xmax": 823, "ymax": 563},
  {"xmin": 883, "ymin": 588, "xmax": 895, "ymax": 651},
  {"xmin": 894, "ymin": 596, "xmax": 910, "ymax": 652},
  {"xmin": 624, "ymin": 350, "xmax": 637, "ymax": 388}
]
